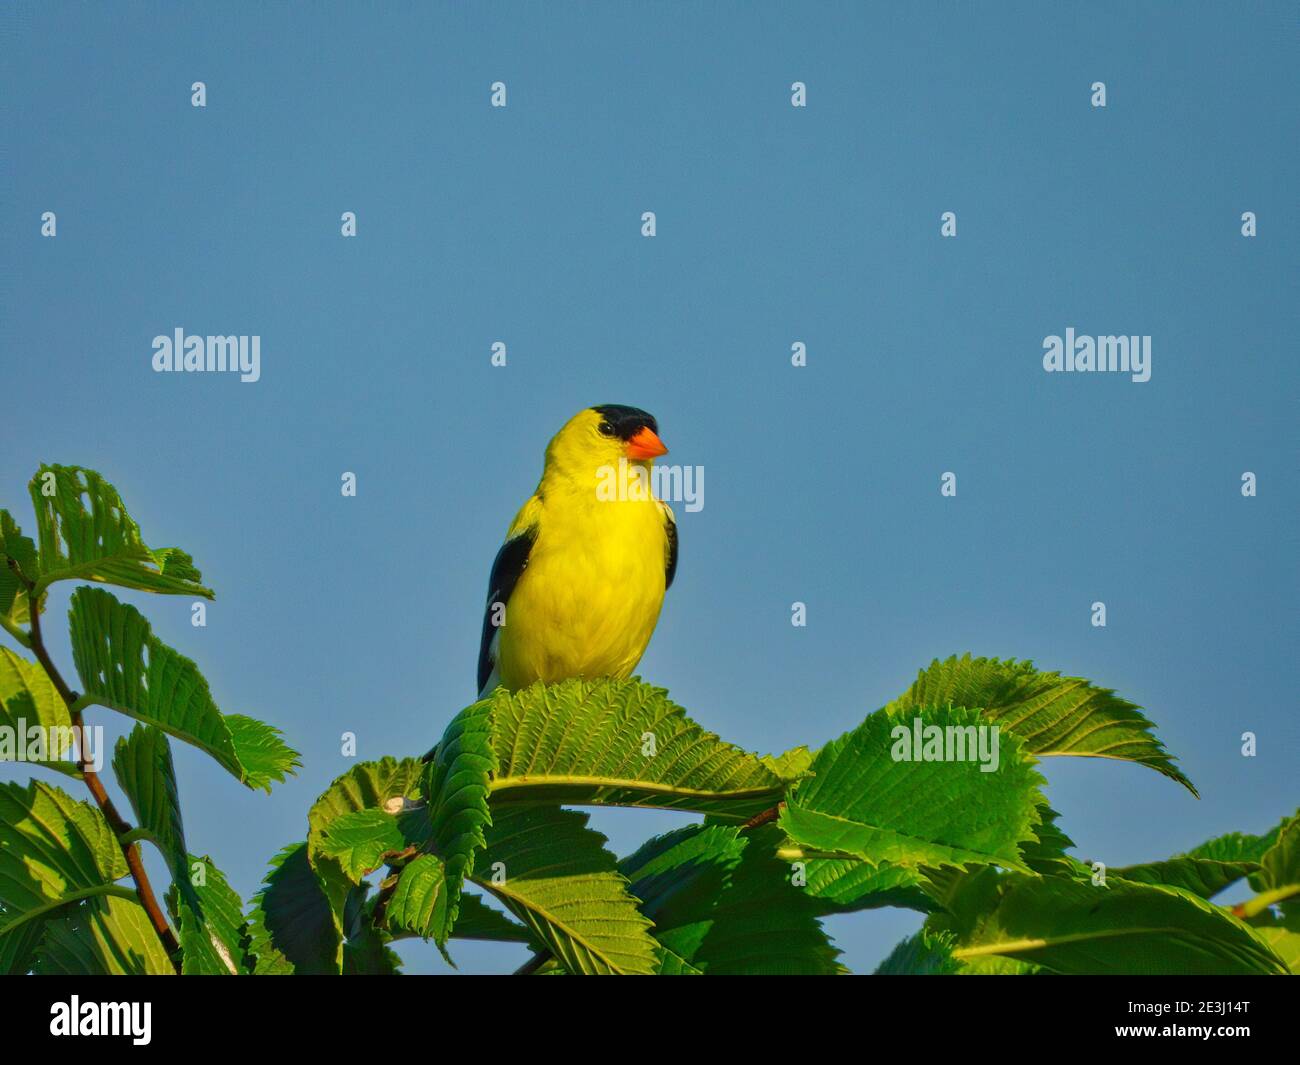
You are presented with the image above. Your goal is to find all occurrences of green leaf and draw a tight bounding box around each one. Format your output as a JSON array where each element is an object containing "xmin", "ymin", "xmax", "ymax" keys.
[
  {"xmin": 875, "ymin": 929, "xmax": 962, "ymax": 974},
  {"xmin": 423, "ymin": 701, "xmax": 495, "ymax": 945},
  {"xmin": 1112, "ymin": 857, "xmax": 1261, "ymax": 900},
  {"xmin": 305, "ymin": 757, "xmax": 427, "ymax": 961},
  {"xmin": 167, "ymin": 855, "xmax": 247, "ymax": 975},
  {"xmin": 112, "ymin": 725, "xmax": 188, "ymax": 889},
  {"xmin": 0, "ymin": 904, "xmax": 46, "ymax": 974},
  {"xmin": 1019, "ymin": 804, "xmax": 1086, "ymax": 876},
  {"xmin": 327, "ymin": 882, "xmax": 401, "ymax": 974},
  {"xmin": 245, "ymin": 843, "xmax": 339, "ymax": 975},
  {"xmin": 474, "ymin": 805, "xmax": 658, "ymax": 975},
  {"xmin": 951, "ymin": 874, "xmax": 1288, "ymax": 975},
  {"xmin": 482, "ymin": 679, "xmax": 785, "ymax": 819},
  {"xmin": 780, "ymin": 704, "xmax": 1045, "ymax": 872},
  {"xmin": 1260, "ymin": 811, "xmax": 1300, "ymax": 894},
  {"xmin": 27, "ymin": 464, "xmax": 213, "ymax": 599},
  {"xmin": 385, "ymin": 864, "xmax": 531, "ymax": 944},
  {"xmin": 0, "ymin": 780, "xmax": 128, "ymax": 948},
  {"xmin": 0, "ymin": 647, "xmax": 77, "ymax": 773},
  {"xmin": 69, "ymin": 586, "xmax": 299, "ymax": 790},
  {"xmin": 1116, "ymin": 815, "xmax": 1298, "ymax": 904},
  {"xmin": 385, "ymin": 855, "xmax": 450, "ymax": 941},
  {"xmin": 450, "ymin": 892, "xmax": 531, "ymax": 943},
  {"xmin": 621, "ymin": 824, "xmax": 842, "ymax": 975},
  {"xmin": 110, "ymin": 725, "xmax": 245, "ymax": 975},
  {"xmin": 1187, "ymin": 829, "xmax": 1279, "ymax": 864},
  {"xmin": 114, "ymin": 724, "xmax": 254, "ymax": 972},
  {"xmin": 761, "ymin": 745, "xmax": 815, "ymax": 780},
  {"xmin": 222, "ymin": 715, "xmax": 300, "ymax": 791},
  {"xmin": 307, "ymin": 757, "xmax": 425, "ymax": 864},
  {"xmin": 1249, "ymin": 904, "xmax": 1300, "ymax": 974},
  {"xmin": 342, "ymin": 915, "xmax": 402, "ymax": 975},
  {"xmin": 33, "ymin": 894, "xmax": 175, "ymax": 975},
  {"xmin": 317, "ymin": 810, "xmax": 411, "ymax": 881},
  {"xmin": 921, "ymin": 863, "xmax": 1006, "ymax": 930},
  {"xmin": 800, "ymin": 856, "xmax": 935, "ymax": 914},
  {"xmin": 0, "ymin": 509, "xmax": 40, "ymax": 642},
  {"xmin": 889, "ymin": 654, "xmax": 1196, "ymax": 795}
]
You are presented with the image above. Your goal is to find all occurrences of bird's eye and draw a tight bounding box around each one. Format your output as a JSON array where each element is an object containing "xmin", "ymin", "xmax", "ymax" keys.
[{"xmin": 598, "ymin": 422, "xmax": 616, "ymax": 436}]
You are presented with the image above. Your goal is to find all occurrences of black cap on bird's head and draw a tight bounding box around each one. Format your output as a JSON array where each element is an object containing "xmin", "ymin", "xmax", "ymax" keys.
[{"xmin": 591, "ymin": 404, "xmax": 668, "ymax": 458}]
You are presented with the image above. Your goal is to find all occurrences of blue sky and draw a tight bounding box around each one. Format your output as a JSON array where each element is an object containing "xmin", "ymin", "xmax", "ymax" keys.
[{"xmin": 3, "ymin": 2, "xmax": 1296, "ymax": 974}]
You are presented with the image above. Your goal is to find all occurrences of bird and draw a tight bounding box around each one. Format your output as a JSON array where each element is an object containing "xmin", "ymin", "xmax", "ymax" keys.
[{"xmin": 476, "ymin": 404, "xmax": 678, "ymax": 696}]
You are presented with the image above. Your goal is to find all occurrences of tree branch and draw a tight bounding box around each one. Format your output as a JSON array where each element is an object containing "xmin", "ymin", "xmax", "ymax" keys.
[{"xmin": 27, "ymin": 590, "xmax": 182, "ymax": 968}]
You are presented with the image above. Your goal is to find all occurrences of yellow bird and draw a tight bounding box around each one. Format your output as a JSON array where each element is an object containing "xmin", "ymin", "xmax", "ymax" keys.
[{"xmin": 477, "ymin": 405, "xmax": 677, "ymax": 696}]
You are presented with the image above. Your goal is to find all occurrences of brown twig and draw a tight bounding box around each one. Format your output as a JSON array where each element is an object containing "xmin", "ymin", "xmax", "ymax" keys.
[
  {"xmin": 740, "ymin": 802, "xmax": 783, "ymax": 831},
  {"xmin": 26, "ymin": 587, "xmax": 182, "ymax": 967}
]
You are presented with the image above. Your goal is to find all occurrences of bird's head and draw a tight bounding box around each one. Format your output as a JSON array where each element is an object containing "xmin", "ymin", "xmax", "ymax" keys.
[{"xmin": 544, "ymin": 405, "xmax": 668, "ymax": 483}]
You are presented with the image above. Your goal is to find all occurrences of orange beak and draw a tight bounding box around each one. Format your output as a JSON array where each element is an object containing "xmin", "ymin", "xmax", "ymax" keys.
[{"xmin": 626, "ymin": 426, "xmax": 668, "ymax": 460}]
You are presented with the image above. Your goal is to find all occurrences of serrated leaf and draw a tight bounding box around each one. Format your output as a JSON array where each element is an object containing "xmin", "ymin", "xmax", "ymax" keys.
[
  {"xmin": 423, "ymin": 701, "xmax": 495, "ymax": 945},
  {"xmin": 317, "ymin": 810, "xmax": 410, "ymax": 881},
  {"xmin": 109, "ymin": 727, "xmax": 242, "ymax": 975},
  {"xmin": 1112, "ymin": 857, "xmax": 1261, "ymax": 899},
  {"xmin": 385, "ymin": 855, "xmax": 450, "ymax": 941},
  {"xmin": 621, "ymin": 823, "xmax": 842, "ymax": 974},
  {"xmin": 113, "ymin": 725, "xmax": 188, "ymax": 888},
  {"xmin": 475, "ymin": 805, "xmax": 657, "ymax": 975},
  {"xmin": 875, "ymin": 929, "xmax": 962, "ymax": 974},
  {"xmin": 0, "ymin": 647, "xmax": 72, "ymax": 734},
  {"xmin": 167, "ymin": 855, "xmax": 247, "ymax": 975},
  {"xmin": 33, "ymin": 894, "xmax": 175, "ymax": 975},
  {"xmin": 951, "ymin": 874, "xmax": 1288, "ymax": 975},
  {"xmin": 1019, "ymin": 804, "xmax": 1083, "ymax": 876},
  {"xmin": 1260, "ymin": 811, "xmax": 1300, "ymax": 894},
  {"xmin": 27, "ymin": 464, "xmax": 212, "ymax": 599},
  {"xmin": 620, "ymin": 824, "xmax": 743, "ymax": 943},
  {"xmin": 384, "ymin": 865, "xmax": 531, "ymax": 945},
  {"xmin": 761, "ymin": 745, "xmax": 815, "ymax": 780},
  {"xmin": 889, "ymin": 654, "xmax": 1196, "ymax": 794},
  {"xmin": 309, "ymin": 757, "xmax": 425, "ymax": 834},
  {"xmin": 222, "ymin": 715, "xmax": 300, "ymax": 791},
  {"xmin": 801, "ymin": 856, "xmax": 935, "ymax": 914},
  {"xmin": 305, "ymin": 757, "xmax": 427, "ymax": 958},
  {"xmin": 307, "ymin": 757, "xmax": 426, "ymax": 864},
  {"xmin": 780, "ymin": 704, "xmax": 1044, "ymax": 872},
  {"xmin": 0, "ymin": 647, "xmax": 77, "ymax": 771},
  {"xmin": 0, "ymin": 510, "xmax": 39, "ymax": 641},
  {"xmin": 1186, "ymin": 827, "xmax": 1281, "ymax": 864},
  {"xmin": 483, "ymin": 679, "xmax": 785, "ymax": 819},
  {"xmin": 0, "ymin": 780, "xmax": 129, "ymax": 949},
  {"xmin": 245, "ymin": 842, "xmax": 339, "ymax": 975},
  {"xmin": 69, "ymin": 586, "xmax": 298, "ymax": 791}
]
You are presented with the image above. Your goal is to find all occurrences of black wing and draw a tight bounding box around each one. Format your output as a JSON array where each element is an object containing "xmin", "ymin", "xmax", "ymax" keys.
[
  {"xmin": 663, "ymin": 505, "xmax": 678, "ymax": 590},
  {"xmin": 477, "ymin": 527, "xmax": 537, "ymax": 693}
]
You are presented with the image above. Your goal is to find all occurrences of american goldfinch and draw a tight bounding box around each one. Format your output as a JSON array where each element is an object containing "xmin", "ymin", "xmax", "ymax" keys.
[{"xmin": 477, "ymin": 405, "xmax": 677, "ymax": 696}]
